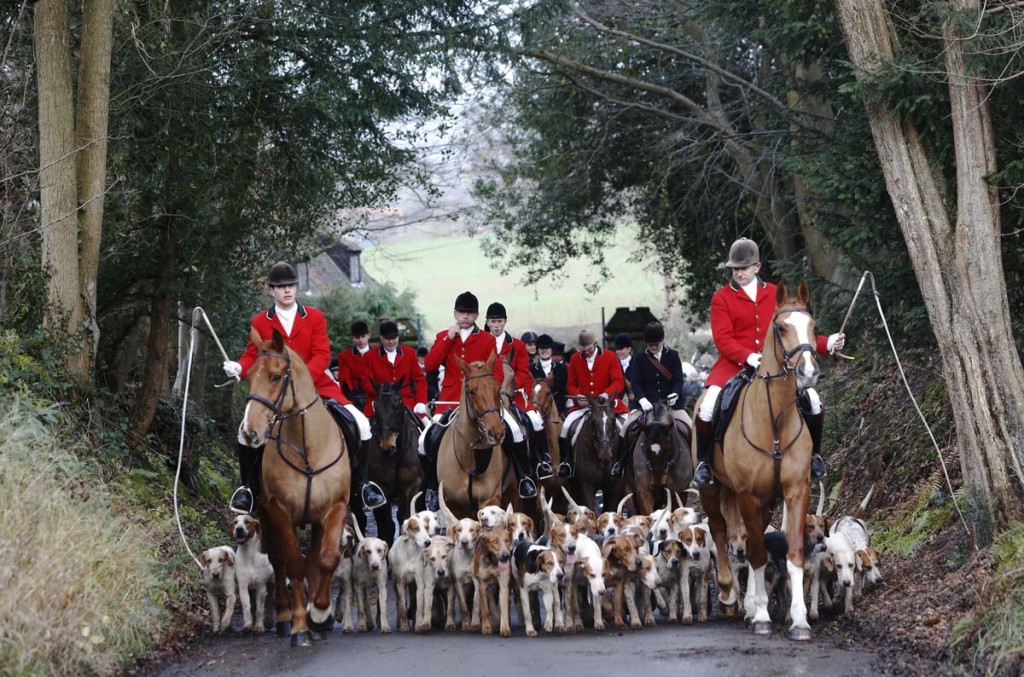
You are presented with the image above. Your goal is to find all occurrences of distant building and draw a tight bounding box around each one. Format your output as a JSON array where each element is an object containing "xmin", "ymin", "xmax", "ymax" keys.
[
  {"xmin": 296, "ymin": 238, "xmax": 381, "ymax": 296},
  {"xmin": 604, "ymin": 306, "xmax": 659, "ymax": 349}
]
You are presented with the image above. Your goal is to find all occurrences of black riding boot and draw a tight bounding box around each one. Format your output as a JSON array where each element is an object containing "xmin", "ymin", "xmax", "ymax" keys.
[
  {"xmin": 419, "ymin": 453, "xmax": 440, "ymax": 512},
  {"xmin": 505, "ymin": 439, "xmax": 537, "ymax": 499},
  {"xmin": 533, "ymin": 432, "xmax": 554, "ymax": 479},
  {"xmin": 692, "ymin": 418, "xmax": 715, "ymax": 487},
  {"xmin": 610, "ymin": 434, "xmax": 630, "ymax": 478},
  {"xmin": 557, "ymin": 436, "xmax": 574, "ymax": 479},
  {"xmin": 231, "ymin": 443, "xmax": 262, "ymax": 514},
  {"xmin": 355, "ymin": 441, "xmax": 387, "ymax": 510},
  {"xmin": 804, "ymin": 410, "xmax": 827, "ymax": 479}
]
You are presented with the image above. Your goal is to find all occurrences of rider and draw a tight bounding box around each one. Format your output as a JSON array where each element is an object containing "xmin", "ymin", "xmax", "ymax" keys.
[
  {"xmin": 614, "ymin": 332, "xmax": 635, "ymax": 406},
  {"xmin": 361, "ymin": 319, "xmax": 430, "ymax": 426},
  {"xmin": 692, "ymin": 238, "xmax": 846, "ymax": 487},
  {"xmin": 612, "ymin": 321, "xmax": 688, "ymax": 477},
  {"xmin": 486, "ymin": 302, "xmax": 549, "ymax": 486},
  {"xmin": 530, "ymin": 333, "xmax": 569, "ymax": 418},
  {"xmin": 337, "ymin": 320, "xmax": 372, "ymax": 410},
  {"xmin": 557, "ymin": 329, "xmax": 629, "ymax": 478},
  {"xmin": 417, "ymin": 345, "xmax": 440, "ymax": 403},
  {"xmin": 419, "ymin": 291, "xmax": 505, "ymax": 507},
  {"xmin": 521, "ymin": 331, "xmax": 539, "ymax": 365},
  {"xmin": 222, "ymin": 261, "xmax": 386, "ymax": 513}
]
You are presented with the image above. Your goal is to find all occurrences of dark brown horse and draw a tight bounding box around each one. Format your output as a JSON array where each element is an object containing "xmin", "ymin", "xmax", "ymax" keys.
[
  {"xmin": 436, "ymin": 351, "xmax": 510, "ymax": 518},
  {"xmin": 239, "ymin": 329, "xmax": 348, "ymax": 647},
  {"xmin": 358, "ymin": 378, "xmax": 424, "ymax": 544},
  {"xmin": 568, "ymin": 394, "xmax": 625, "ymax": 514},
  {"xmin": 692, "ymin": 280, "xmax": 820, "ymax": 641},
  {"xmin": 528, "ymin": 375, "xmax": 568, "ymax": 513},
  {"xmin": 627, "ymin": 401, "xmax": 693, "ymax": 515}
]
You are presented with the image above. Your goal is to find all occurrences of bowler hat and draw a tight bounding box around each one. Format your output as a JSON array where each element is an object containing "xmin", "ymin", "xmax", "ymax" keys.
[
  {"xmin": 576, "ymin": 330, "xmax": 596, "ymax": 350},
  {"xmin": 724, "ymin": 237, "xmax": 760, "ymax": 268},
  {"xmin": 268, "ymin": 261, "xmax": 298, "ymax": 287},
  {"xmin": 454, "ymin": 291, "xmax": 479, "ymax": 313}
]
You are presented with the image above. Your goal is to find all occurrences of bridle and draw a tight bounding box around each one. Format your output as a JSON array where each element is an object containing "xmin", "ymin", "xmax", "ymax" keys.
[
  {"xmin": 759, "ymin": 307, "xmax": 818, "ymax": 382},
  {"xmin": 584, "ymin": 400, "xmax": 616, "ymax": 458},
  {"xmin": 455, "ymin": 371, "xmax": 502, "ymax": 450},
  {"xmin": 244, "ymin": 348, "xmax": 344, "ymax": 525},
  {"xmin": 640, "ymin": 405, "xmax": 682, "ymax": 475}
]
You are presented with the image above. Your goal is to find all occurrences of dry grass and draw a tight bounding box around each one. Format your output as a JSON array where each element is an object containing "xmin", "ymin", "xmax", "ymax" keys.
[{"xmin": 0, "ymin": 401, "xmax": 167, "ymax": 675}]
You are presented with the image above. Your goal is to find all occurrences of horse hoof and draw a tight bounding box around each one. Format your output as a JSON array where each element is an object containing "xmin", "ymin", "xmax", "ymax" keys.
[
  {"xmin": 751, "ymin": 621, "xmax": 772, "ymax": 636},
  {"xmin": 275, "ymin": 621, "xmax": 292, "ymax": 637},
  {"xmin": 290, "ymin": 631, "xmax": 313, "ymax": 647},
  {"xmin": 308, "ymin": 615, "xmax": 334, "ymax": 633},
  {"xmin": 789, "ymin": 626, "xmax": 812, "ymax": 641},
  {"xmin": 721, "ymin": 602, "xmax": 739, "ymax": 618}
]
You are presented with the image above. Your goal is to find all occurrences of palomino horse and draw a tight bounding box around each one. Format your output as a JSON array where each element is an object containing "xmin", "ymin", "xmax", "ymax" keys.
[
  {"xmin": 436, "ymin": 351, "xmax": 510, "ymax": 518},
  {"xmin": 529, "ymin": 375, "xmax": 567, "ymax": 512},
  {"xmin": 360, "ymin": 378, "xmax": 424, "ymax": 544},
  {"xmin": 692, "ymin": 280, "xmax": 820, "ymax": 641},
  {"xmin": 626, "ymin": 401, "xmax": 693, "ymax": 515},
  {"xmin": 569, "ymin": 394, "xmax": 625, "ymax": 514},
  {"xmin": 239, "ymin": 329, "xmax": 348, "ymax": 647}
]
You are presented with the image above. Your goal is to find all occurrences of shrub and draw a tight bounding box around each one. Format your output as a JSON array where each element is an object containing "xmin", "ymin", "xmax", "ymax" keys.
[{"xmin": 0, "ymin": 400, "xmax": 168, "ymax": 675}]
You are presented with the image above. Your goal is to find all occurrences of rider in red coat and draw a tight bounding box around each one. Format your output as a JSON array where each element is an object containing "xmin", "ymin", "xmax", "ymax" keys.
[
  {"xmin": 337, "ymin": 320, "xmax": 372, "ymax": 409},
  {"xmin": 692, "ymin": 238, "xmax": 846, "ymax": 487},
  {"xmin": 223, "ymin": 262, "xmax": 385, "ymax": 513},
  {"xmin": 424, "ymin": 292, "xmax": 503, "ymax": 414},
  {"xmin": 362, "ymin": 319, "xmax": 429, "ymax": 421},
  {"xmin": 557, "ymin": 329, "xmax": 629, "ymax": 479}
]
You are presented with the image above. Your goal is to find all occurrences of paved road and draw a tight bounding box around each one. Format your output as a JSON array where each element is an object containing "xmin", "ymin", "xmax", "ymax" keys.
[{"xmin": 152, "ymin": 616, "xmax": 886, "ymax": 677}]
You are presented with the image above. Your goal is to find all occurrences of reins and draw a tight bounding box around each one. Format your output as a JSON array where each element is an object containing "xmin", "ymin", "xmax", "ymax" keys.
[
  {"xmin": 245, "ymin": 348, "xmax": 345, "ymax": 526},
  {"xmin": 450, "ymin": 370, "xmax": 503, "ymax": 512}
]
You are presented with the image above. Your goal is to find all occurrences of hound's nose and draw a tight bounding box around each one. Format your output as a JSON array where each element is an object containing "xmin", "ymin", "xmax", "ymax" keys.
[
  {"xmin": 500, "ymin": 552, "xmax": 511, "ymax": 562},
  {"xmin": 556, "ymin": 572, "xmax": 564, "ymax": 581},
  {"xmin": 658, "ymin": 529, "xmax": 668, "ymax": 539},
  {"xmin": 607, "ymin": 527, "xmax": 616, "ymax": 535},
  {"xmin": 567, "ymin": 544, "xmax": 576, "ymax": 553}
]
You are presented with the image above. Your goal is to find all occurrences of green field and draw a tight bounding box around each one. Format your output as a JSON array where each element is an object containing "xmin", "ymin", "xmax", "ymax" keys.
[{"xmin": 362, "ymin": 230, "xmax": 672, "ymax": 338}]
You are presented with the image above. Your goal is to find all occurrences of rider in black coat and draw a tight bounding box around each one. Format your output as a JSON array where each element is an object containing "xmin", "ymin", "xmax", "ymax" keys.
[{"xmin": 529, "ymin": 333, "xmax": 569, "ymax": 417}]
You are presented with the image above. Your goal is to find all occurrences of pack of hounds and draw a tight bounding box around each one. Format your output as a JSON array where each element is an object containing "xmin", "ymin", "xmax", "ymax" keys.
[{"xmin": 199, "ymin": 484, "xmax": 882, "ymax": 636}]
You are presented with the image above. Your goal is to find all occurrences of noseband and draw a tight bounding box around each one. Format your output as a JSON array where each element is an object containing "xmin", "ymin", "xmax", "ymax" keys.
[
  {"xmin": 459, "ymin": 371, "xmax": 502, "ymax": 449},
  {"xmin": 245, "ymin": 350, "xmax": 320, "ymax": 434},
  {"xmin": 763, "ymin": 307, "xmax": 818, "ymax": 381}
]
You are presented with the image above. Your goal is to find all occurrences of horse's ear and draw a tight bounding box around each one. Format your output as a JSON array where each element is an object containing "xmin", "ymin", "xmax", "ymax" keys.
[
  {"xmin": 270, "ymin": 329, "xmax": 284, "ymax": 353},
  {"xmin": 544, "ymin": 371, "xmax": 554, "ymax": 384},
  {"xmin": 775, "ymin": 279, "xmax": 788, "ymax": 305},
  {"xmin": 797, "ymin": 280, "xmax": 811, "ymax": 306},
  {"xmin": 249, "ymin": 327, "xmax": 263, "ymax": 348},
  {"xmin": 484, "ymin": 349, "xmax": 497, "ymax": 373},
  {"xmin": 395, "ymin": 376, "xmax": 405, "ymax": 390},
  {"xmin": 454, "ymin": 353, "xmax": 470, "ymax": 375}
]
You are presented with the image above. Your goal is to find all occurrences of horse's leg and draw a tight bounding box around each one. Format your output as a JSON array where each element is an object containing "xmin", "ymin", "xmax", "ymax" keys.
[
  {"xmin": 636, "ymin": 483, "xmax": 653, "ymax": 517},
  {"xmin": 783, "ymin": 483, "xmax": 812, "ymax": 640},
  {"xmin": 700, "ymin": 485, "xmax": 736, "ymax": 614},
  {"xmin": 737, "ymin": 491, "xmax": 771, "ymax": 634},
  {"xmin": 263, "ymin": 498, "xmax": 310, "ymax": 645},
  {"xmin": 374, "ymin": 503, "xmax": 395, "ymax": 545},
  {"xmin": 309, "ymin": 501, "xmax": 345, "ymax": 632}
]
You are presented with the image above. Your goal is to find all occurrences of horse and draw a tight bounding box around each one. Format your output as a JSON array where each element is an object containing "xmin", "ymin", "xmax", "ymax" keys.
[
  {"xmin": 436, "ymin": 351, "xmax": 511, "ymax": 518},
  {"xmin": 692, "ymin": 280, "xmax": 820, "ymax": 641},
  {"xmin": 356, "ymin": 378, "xmax": 425, "ymax": 544},
  {"xmin": 239, "ymin": 328, "xmax": 349, "ymax": 647},
  {"xmin": 568, "ymin": 394, "xmax": 625, "ymax": 514},
  {"xmin": 528, "ymin": 375, "xmax": 567, "ymax": 512},
  {"xmin": 626, "ymin": 400, "xmax": 693, "ymax": 515}
]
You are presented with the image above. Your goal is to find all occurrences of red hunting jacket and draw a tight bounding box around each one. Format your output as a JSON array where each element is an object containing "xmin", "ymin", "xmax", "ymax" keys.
[
  {"xmin": 361, "ymin": 345, "xmax": 427, "ymax": 417},
  {"xmin": 425, "ymin": 326, "xmax": 503, "ymax": 413},
  {"xmin": 566, "ymin": 346, "xmax": 629, "ymax": 414},
  {"xmin": 238, "ymin": 304, "xmax": 347, "ymax": 403},
  {"xmin": 496, "ymin": 332, "xmax": 534, "ymax": 411},
  {"xmin": 337, "ymin": 346, "xmax": 370, "ymax": 396},
  {"xmin": 706, "ymin": 279, "xmax": 829, "ymax": 388}
]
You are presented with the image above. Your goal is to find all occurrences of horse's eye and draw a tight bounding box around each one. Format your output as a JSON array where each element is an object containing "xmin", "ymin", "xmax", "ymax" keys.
[{"xmin": 272, "ymin": 374, "xmax": 283, "ymax": 383}]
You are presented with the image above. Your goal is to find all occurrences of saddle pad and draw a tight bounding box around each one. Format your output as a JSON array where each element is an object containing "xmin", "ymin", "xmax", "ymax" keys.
[{"xmin": 713, "ymin": 367, "xmax": 755, "ymax": 443}]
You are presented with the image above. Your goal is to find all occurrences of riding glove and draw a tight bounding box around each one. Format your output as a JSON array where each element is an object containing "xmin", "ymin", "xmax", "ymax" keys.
[
  {"xmin": 223, "ymin": 360, "xmax": 242, "ymax": 378},
  {"xmin": 666, "ymin": 393, "xmax": 679, "ymax": 406},
  {"xmin": 827, "ymin": 333, "xmax": 846, "ymax": 352},
  {"xmin": 413, "ymin": 403, "xmax": 428, "ymax": 415},
  {"xmin": 746, "ymin": 353, "xmax": 762, "ymax": 369},
  {"xmin": 639, "ymin": 397, "xmax": 653, "ymax": 412}
]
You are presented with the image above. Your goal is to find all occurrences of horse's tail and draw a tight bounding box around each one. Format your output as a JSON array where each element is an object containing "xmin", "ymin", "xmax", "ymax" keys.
[{"xmin": 853, "ymin": 483, "xmax": 875, "ymax": 519}]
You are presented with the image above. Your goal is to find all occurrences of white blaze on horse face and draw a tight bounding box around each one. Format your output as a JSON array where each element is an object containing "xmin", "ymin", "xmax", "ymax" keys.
[
  {"xmin": 783, "ymin": 312, "xmax": 817, "ymax": 381},
  {"xmin": 238, "ymin": 401, "xmax": 255, "ymax": 444}
]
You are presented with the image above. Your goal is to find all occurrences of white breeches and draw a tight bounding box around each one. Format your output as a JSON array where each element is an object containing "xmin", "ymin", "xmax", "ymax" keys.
[
  {"xmin": 526, "ymin": 409, "xmax": 544, "ymax": 432},
  {"xmin": 503, "ymin": 408, "xmax": 525, "ymax": 443},
  {"xmin": 560, "ymin": 408, "xmax": 589, "ymax": 438},
  {"xmin": 698, "ymin": 385, "xmax": 821, "ymax": 422},
  {"xmin": 344, "ymin": 404, "xmax": 372, "ymax": 441}
]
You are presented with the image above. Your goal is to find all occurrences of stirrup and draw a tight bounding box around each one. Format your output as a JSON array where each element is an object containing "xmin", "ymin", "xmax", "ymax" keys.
[
  {"xmin": 811, "ymin": 455, "xmax": 826, "ymax": 480},
  {"xmin": 536, "ymin": 461, "xmax": 554, "ymax": 480},
  {"xmin": 692, "ymin": 462, "xmax": 714, "ymax": 487},
  {"xmin": 518, "ymin": 478, "xmax": 537, "ymax": 499},
  {"xmin": 557, "ymin": 462, "xmax": 574, "ymax": 479},
  {"xmin": 229, "ymin": 486, "xmax": 254, "ymax": 515},
  {"xmin": 610, "ymin": 461, "xmax": 625, "ymax": 478},
  {"xmin": 424, "ymin": 489, "xmax": 440, "ymax": 513},
  {"xmin": 361, "ymin": 482, "xmax": 387, "ymax": 510}
]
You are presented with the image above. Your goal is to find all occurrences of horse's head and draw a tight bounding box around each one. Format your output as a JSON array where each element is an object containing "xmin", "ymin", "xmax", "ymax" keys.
[
  {"xmin": 371, "ymin": 378, "xmax": 405, "ymax": 453},
  {"xmin": 241, "ymin": 328, "xmax": 303, "ymax": 447},
  {"xmin": 455, "ymin": 351, "xmax": 505, "ymax": 448},
  {"xmin": 587, "ymin": 394, "xmax": 618, "ymax": 465},
  {"xmin": 638, "ymin": 402, "xmax": 677, "ymax": 485},
  {"xmin": 770, "ymin": 280, "xmax": 820, "ymax": 390},
  {"xmin": 529, "ymin": 374, "xmax": 555, "ymax": 415}
]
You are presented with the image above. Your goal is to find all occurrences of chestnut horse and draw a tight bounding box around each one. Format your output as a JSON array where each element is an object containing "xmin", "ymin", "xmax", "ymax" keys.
[
  {"xmin": 436, "ymin": 351, "xmax": 510, "ymax": 518},
  {"xmin": 239, "ymin": 329, "xmax": 348, "ymax": 647},
  {"xmin": 361, "ymin": 378, "xmax": 424, "ymax": 544},
  {"xmin": 627, "ymin": 400, "xmax": 693, "ymax": 515},
  {"xmin": 528, "ymin": 375, "xmax": 567, "ymax": 511},
  {"xmin": 692, "ymin": 280, "xmax": 820, "ymax": 641}
]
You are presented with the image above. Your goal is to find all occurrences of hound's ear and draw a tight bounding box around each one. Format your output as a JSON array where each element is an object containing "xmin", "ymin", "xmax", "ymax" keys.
[
  {"xmin": 650, "ymin": 540, "xmax": 662, "ymax": 557},
  {"xmin": 226, "ymin": 550, "xmax": 235, "ymax": 566},
  {"xmin": 200, "ymin": 551, "xmax": 210, "ymax": 566},
  {"xmin": 797, "ymin": 280, "xmax": 811, "ymax": 305},
  {"xmin": 855, "ymin": 551, "xmax": 866, "ymax": 572},
  {"xmin": 776, "ymin": 279, "xmax": 788, "ymax": 304},
  {"xmin": 822, "ymin": 554, "xmax": 835, "ymax": 572},
  {"xmin": 526, "ymin": 549, "xmax": 541, "ymax": 574}
]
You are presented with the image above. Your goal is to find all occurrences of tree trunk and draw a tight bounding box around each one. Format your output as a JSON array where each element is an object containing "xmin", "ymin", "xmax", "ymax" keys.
[
  {"xmin": 75, "ymin": 0, "xmax": 115, "ymax": 380},
  {"xmin": 33, "ymin": 0, "xmax": 84, "ymax": 378},
  {"xmin": 835, "ymin": 0, "xmax": 1024, "ymax": 541}
]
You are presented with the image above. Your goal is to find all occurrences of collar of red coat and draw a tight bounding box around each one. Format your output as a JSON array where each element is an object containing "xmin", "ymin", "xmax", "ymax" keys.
[
  {"xmin": 265, "ymin": 303, "xmax": 308, "ymax": 319},
  {"xmin": 377, "ymin": 345, "xmax": 405, "ymax": 357},
  {"xmin": 728, "ymin": 277, "xmax": 767, "ymax": 293}
]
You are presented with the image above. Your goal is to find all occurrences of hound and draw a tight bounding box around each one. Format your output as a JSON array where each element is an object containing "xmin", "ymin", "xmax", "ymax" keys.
[
  {"xmin": 650, "ymin": 539, "xmax": 684, "ymax": 622},
  {"xmin": 389, "ymin": 504, "xmax": 435, "ymax": 632},
  {"xmin": 506, "ymin": 504, "xmax": 535, "ymax": 545},
  {"xmin": 438, "ymin": 482, "xmax": 482, "ymax": 631},
  {"xmin": 823, "ymin": 531, "xmax": 858, "ymax": 613},
  {"xmin": 830, "ymin": 484, "xmax": 882, "ymax": 595},
  {"xmin": 630, "ymin": 552, "xmax": 662, "ymax": 627},
  {"xmin": 561, "ymin": 487, "xmax": 597, "ymax": 535},
  {"xmin": 333, "ymin": 523, "xmax": 358, "ymax": 632},
  {"xmin": 477, "ymin": 504, "xmax": 508, "ymax": 531},
  {"xmin": 512, "ymin": 542, "xmax": 565, "ymax": 636},
  {"xmin": 474, "ymin": 527, "xmax": 514, "ymax": 637},
  {"xmin": 199, "ymin": 546, "xmax": 236, "ymax": 634},
  {"xmin": 596, "ymin": 493, "xmax": 630, "ymax": 539},
  {"xmin": 418, "ymin": 536, "xmax": 456, "ymax": 633},
  {"xmin": 601, "ymin": 533, "xmax": 644, "ymax": 630},
  {"xmin": 350, "ymin": 517, "xmax": 391, "ymax": 633},
  {"xmin": 678, "ymin": 523, "xmax": 713, "ymax": 623},
  {"xmin": 568, "ymin": 533, "xmax": 608, "ymax": 632},
  {"xmin": 229, "ymin": 515, "xmax": 274, "ymax": 634}
]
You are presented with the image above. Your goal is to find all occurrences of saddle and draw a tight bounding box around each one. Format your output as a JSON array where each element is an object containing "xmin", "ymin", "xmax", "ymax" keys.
[
  {"xmin": 324, "ymin": 399, "xmax": 358, "ymax": 457},
  {"xmin": 712, "ymin": 367, "xmax": 756, "ymax": 444},
  {"xmin": 423, "ymin": 408, "xmax": 455, "ymax": 462}
]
